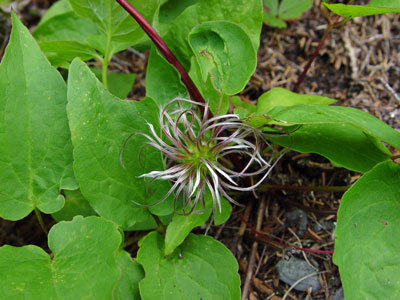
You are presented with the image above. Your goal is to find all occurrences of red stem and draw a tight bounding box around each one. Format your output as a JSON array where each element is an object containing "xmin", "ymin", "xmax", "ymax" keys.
[
  {"xmin": 116, "ymin": 0, "xmax": 208, "ymax": 114},
  {"xmin": 293, "ymin": 15, "xmax": 343, "ymax": 92},
  {"xmin": 234, "ymin": 210, "xmax": 334, "ymax": 255}
]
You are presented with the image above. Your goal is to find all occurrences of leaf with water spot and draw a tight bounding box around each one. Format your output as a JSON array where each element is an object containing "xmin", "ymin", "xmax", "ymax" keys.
[{"xmin": 0, "ymin": 13, "xmax": 75, "ymax": 220}]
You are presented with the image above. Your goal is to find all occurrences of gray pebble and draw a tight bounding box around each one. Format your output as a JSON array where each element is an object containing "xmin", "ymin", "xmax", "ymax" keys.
[
  {"xmin": 276, "ymin": 257, "xmax": 321, "ymax": 292},
  {"xmin": 332, "ymin": 287, "xmax": 345, "ymax": 300},
  {"xmin": 284, "ymin": 209, "xmax": 308, "ymax": 234}
]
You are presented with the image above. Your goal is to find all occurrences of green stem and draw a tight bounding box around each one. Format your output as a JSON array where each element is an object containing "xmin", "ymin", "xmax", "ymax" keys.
[
  {"xmin": 152, "ymin": 215, "xmax": 166, "ymax": 235},
  {"xmin": 34, "ymin": 207, "xmax": 48, "ymax": 235},
  {"xmin": 102, "ymin": 38, "xmax": 112, "ymax": 90}
]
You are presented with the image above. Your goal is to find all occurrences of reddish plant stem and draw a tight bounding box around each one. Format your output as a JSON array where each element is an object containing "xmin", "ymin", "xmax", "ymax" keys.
[
  {"xmin": 293, "ymin": 26, "xmax": 332, "ymax": 92},
  {"xmin": 293, "ymin": 14, "xmax": 344, "ymax": 92},
  {"xmin": 116, "ymin": 0, "xmax": 208, "ymax": 115},
  {"xmin": 233, "ymin": 210, "xmax": 334, "ymax": 255}
]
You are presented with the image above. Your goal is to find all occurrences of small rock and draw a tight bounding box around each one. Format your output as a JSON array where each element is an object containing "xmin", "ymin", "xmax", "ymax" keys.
[
  {"xmin": 332, "ymin": 287, "xmax": 345, "ymax": 300},
  {"xmin": 276, "ymin": 257, "xmax": 321, "ymax": 292},
  {"xmin": 284, "ymin": 209, "xmax": 308, "ymax": 234},
  {"xmin": 314, "ymin": 220, "xmax": 335, "ymax": 232}
]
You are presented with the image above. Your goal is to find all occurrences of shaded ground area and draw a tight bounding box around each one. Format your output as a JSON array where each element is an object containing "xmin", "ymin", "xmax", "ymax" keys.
[{"xmin": 1, "ymin": 1, "xmax": 399, "ymax": 299}]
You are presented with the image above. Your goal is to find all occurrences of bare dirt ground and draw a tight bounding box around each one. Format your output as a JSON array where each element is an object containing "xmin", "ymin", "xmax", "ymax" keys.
[{"xmin": 0, "ymin": 1, "xmax": 399, "ymax": 299}]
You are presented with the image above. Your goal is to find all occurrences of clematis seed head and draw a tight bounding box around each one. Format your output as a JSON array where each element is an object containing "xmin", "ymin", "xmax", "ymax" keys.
[{"xmin": 121, "ymin": 98, "xmax": 280, "ymax": 214}]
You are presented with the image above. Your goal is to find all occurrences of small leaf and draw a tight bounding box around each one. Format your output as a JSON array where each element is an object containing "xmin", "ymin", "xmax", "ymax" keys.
[
  {"xmin": 164, "ymin": 192, "xmax": 232, "ymax": 256},
  {"xmin": 164, "ymin": 211, "xmax": 211, "ymax": 256},
  {"xmin": 324, "ymin": 0, "xmax": 400, "ymax": 19},
  {"xmin": 67, "ymin": 59, "xmax": 174, "ymax": 229},
  {"xmin": 138, "ymin": 231, "xmax": 241, "ymax": 300},
  {"xmin": 0, "ymin": 13, "xmax": 74, "ymax": 220},
  {"xmin": 256, "ymin": 88, "xmax": 335, "ymax": 113},
  {"xmin": 52, "ymin": 189, "xmax": 97, "ymax": 222},
  {"xmin": 0, "ymin": 216, "xmax": 144, "ymax": 300},
  {"xmin": 263, "ymin": 0, "xmax": 312, "ymax": 28},
  {"xmin": 333, "ymin": 161, "xmax": 400, "ymax": 299}
]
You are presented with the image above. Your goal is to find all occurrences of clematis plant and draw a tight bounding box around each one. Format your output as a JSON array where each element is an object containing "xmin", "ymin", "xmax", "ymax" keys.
[{"xmin": 121, "ymin": 98, "xmax": 279, "ymax": 214}]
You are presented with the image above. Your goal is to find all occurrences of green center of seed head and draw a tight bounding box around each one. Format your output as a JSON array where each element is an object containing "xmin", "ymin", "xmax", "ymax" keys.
[{"xmin": 185, "ymin": 142, "xmax": 217, "ymax": 166}]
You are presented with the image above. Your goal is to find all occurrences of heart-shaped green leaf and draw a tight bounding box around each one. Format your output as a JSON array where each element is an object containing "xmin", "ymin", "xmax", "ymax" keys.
[
  {"xmin": 334, "ymin": 161, "xmax": 400, "ymax": 299},
  {"xmin": 138, "ymin": 231, "xmax": 240, "ymax": 300},
  {"xmin": 0, "ymin": 13, "xmax": 76, "ymax": 220},
  {"xmin": 67, "ymin": 58, "xmax": 173, "ymax": 229},
  {"xmin": 0, "ymin": 216, "xmax": 144, "ymax": 300}
]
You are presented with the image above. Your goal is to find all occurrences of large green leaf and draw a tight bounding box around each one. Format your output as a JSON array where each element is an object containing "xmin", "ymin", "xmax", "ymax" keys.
[
  {"xmin": 267, "ymin": 104, "xmax": 400, "ymax": 150},
  {"xmin": 0, "ymin": 13, "xmax": 75, "ymax": 220},
  {"xmin": 67, "ymin": 58, "xmax": 173, "ymax": 229},
  {"xmin": 34, "ymin": 1, "xmax": 98, "ymax": 44},
  {"xmin": 138, "ymin": 231, "xmax": 241, "ymax": 300},
  {"xmin": 38, "ymin": 40, "xmax": 100, "ymax": 68},
  {"xmin": 158, "ymin": 0, "xmax": 198, "ymax": 34},
  {"xmin": 268, "ymin": 124, "xmax": 390, "ymax": 172},
  {"xmin": 256, "ymin": 88, "xmax": 335, "ymax": 113},
  {"xmin": 0, "ymin": 216, "xmax": 144, "ymax": 300},
  {"xmin": 333, "ymin": 161, "xmax": 400, "ymax": 299},
  {"xmin": 324, "ymin": 0, "xmax": 400, "ymax": 18},
  {"xmin": 68, "ymin": 0, "xmax": 158, "ymax": 44},
  {"xmin": 33, "ymin": 0, "xmax": 100, "ymax": 67}
]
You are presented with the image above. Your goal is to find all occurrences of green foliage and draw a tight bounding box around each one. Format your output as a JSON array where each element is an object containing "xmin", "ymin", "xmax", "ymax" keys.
[
  {"xmin": 0, "ymin": 216, "xmax": 144, "ymax": 300},
  {"xmin": 138, "ymin": 231, "xmax": 241, "ymax": 300},
  {"xmin": 0, "ymin": 13, "xmax": 76, "ymax": 221},
  {"xmin": 324, "ymin": 0, "xmax": 400, "ymax": 19},
  {"xmin": 263, "ymin": 0, "xmax": 313, "ymax": 28},
  {"xmin": 333, "ymin": 161, "xmax": 400, "ymax": 299}
]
